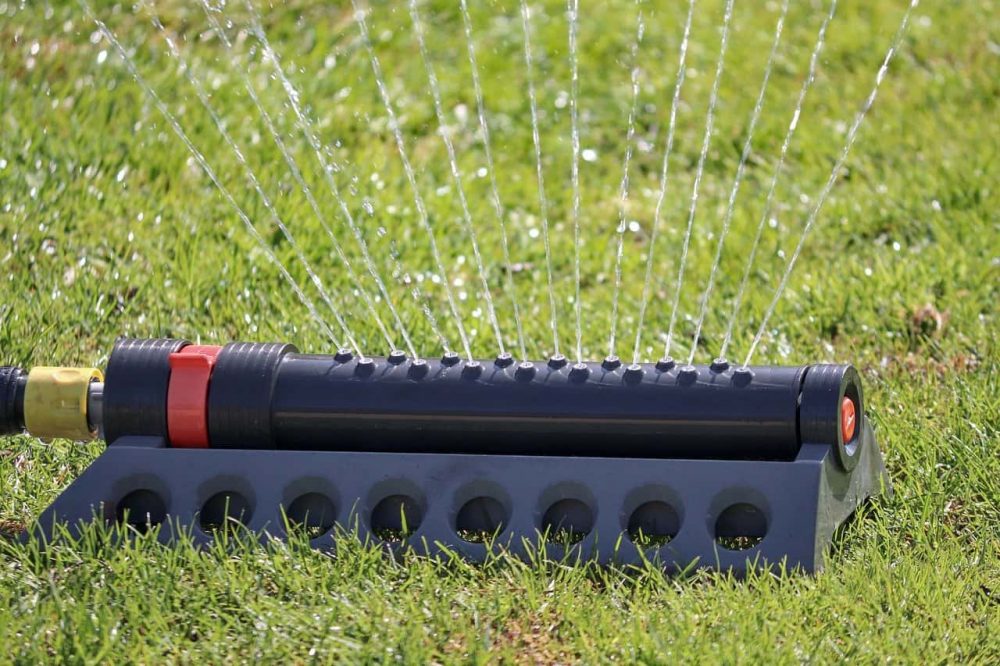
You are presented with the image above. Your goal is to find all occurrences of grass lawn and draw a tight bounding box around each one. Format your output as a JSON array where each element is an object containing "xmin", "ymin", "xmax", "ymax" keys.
[{"xmin": 1, "ymin": 0, "xmax": 998, "ymax": 661}]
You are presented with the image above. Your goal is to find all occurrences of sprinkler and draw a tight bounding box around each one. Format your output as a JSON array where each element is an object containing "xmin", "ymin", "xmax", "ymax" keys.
[{"xmin": 1, "ymin": 338, "xmax": 889, "ymax": 573}]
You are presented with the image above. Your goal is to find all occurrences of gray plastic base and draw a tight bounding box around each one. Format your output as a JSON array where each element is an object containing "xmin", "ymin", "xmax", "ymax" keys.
[{"xmin": 29, "ymin": 422, "xmax": 889, "ymax": 574}]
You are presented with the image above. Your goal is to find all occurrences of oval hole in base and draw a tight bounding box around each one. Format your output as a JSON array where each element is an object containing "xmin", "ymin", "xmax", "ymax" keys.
[
  {"xmin": 541, "ymin": 499, "xmax": 594, "ymax": 545},
  {"xmin": 286, "ymin": 492, "xmax": 336, "ymax": 539},
  {"xmin": 115, "ymin": 489, "xmax": 166, "ymax": 533},
  {"xmin": 370, "ymin": 494, "xmax": 423, "ymax": 542},
  {"xmin": 628, "ymin": 501, "xmax": 680, "ymax": 548},
  {"xmin": 200, "ymin": 491, "xmax": 251, "ymax": 534},
  {"xmin": 456, "ymin": 496, "xmax": 507, "ymax": 543},
  {"xmin": 714, "ymin": 502, "xmax": 767, "ymax": 551}
]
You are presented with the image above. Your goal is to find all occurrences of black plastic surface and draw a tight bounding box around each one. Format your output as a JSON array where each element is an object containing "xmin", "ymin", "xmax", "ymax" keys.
[
  {"xmin": 799, "ymin": 364, "xmax": 864, "ymax": 471},
  {"xmin": 267, "ymin": 354, "xmax": 811, "ymax": 460},
  {"xmin": 207, "ymin": 341, "xmax": 298, "ymax": 449},
  {"xmin": 103, "ymin": 338, "xmax": 189, "ymax": 443},
  {"xmin": 0, "ymin": 366, "xmax": 26, "ymax": 436},
  {"xmin": 29, "ymin": 418, "xmax": 892, "ymax": 573},
  {"xmin": 96, "ymin": 339, "xmax": 859, "ymax": 461}
]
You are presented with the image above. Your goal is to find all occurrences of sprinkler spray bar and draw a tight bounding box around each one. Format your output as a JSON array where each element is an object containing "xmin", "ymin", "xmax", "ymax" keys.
[
  {"xmin": 3, "ymin": 338, "xmax": 861, "ymax": 464},
  {"xmin": 2, "ymin": 338, "xmax": 888, "ymax": 573}
]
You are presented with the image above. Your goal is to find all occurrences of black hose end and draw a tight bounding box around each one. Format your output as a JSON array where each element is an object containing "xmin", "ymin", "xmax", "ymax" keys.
[{"xmin": 0, "ymin": 366, "xmax": 27, "ymax": 436}]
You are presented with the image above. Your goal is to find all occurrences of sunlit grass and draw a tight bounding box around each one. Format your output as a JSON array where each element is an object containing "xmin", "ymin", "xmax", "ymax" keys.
[{"xmin": 1, "ymin": 0, "xmax": 998, "ymax": 661}]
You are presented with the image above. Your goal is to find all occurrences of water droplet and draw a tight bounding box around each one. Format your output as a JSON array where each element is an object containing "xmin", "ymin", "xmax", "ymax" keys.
[{"xmin": 582, "ymin": 148, "xmax": 598, "ymax": 162}]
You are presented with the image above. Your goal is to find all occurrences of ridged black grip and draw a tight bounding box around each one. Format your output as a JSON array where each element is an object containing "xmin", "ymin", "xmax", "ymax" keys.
[
  {"xmin": 103, "ymin": 337, "xmax": 189, "ymax": 443},
  {"xmin": 0, "ymin": 366, "xmax": 27, "ymax": 436},
  {"xmin": 207, "ymin": 342, "xmax": 298, "ymax": 449}
]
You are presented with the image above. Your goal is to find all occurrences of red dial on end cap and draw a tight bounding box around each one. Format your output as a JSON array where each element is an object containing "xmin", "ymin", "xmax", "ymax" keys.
[
  {"xmin": 167, "ymin": 345, "xmax": 222, "ymax": 448},
  {"xmin": 840, "ymin": 396, "xmax": 857, "ymax": 444}
]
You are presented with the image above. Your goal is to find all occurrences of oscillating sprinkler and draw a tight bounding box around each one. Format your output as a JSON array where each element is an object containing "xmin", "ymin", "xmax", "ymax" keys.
[{"xmin": 1, "ymin": 338, "xmax": 889, "ymax": 573}]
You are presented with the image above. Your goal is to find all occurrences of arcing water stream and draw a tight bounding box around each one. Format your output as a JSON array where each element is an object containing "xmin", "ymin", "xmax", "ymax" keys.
[{"xmin": 80, "ymin": 0, "xmax": 921, "ymax": 366}]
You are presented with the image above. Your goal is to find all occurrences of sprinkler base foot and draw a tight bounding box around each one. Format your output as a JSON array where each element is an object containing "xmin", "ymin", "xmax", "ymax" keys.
[{"xmin": 26, "ymin": 421, "xmax": 889, "ymax": 574}]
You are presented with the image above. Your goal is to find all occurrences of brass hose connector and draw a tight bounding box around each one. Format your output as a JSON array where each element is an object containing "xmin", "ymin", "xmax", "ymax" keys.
[{"xmin": 23, "ymin": 367, "xmax": 103, "ymax": 440}]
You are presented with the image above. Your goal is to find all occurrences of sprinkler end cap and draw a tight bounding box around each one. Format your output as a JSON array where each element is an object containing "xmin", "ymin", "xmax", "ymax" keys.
[{"xmin": 841, "ymin": 396, "xmax": 857, "ymax": 444}]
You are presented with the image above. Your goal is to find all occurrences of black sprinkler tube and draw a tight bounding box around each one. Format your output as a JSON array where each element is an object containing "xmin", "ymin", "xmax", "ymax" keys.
[
  {"xmin": 196, "ymin": 341, "xmax": 860, "ymax": 461},
  {"xmin": 263, "ymin": 353, "xmax": 807, "ymax": 459},
  {"xmin": 6, "ymin": 339, "xmax": 865, "ymax": 463}
]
